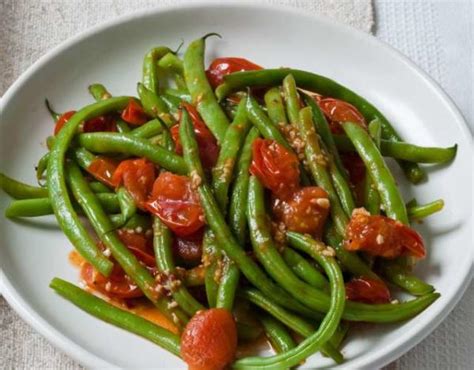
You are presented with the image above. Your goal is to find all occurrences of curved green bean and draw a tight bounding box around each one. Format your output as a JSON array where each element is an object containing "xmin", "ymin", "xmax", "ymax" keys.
[
  {"xmin": 130, "ymin": 118, "xmax": 164, "ymax": 139},
  {"xmin": 408, "ymin": 199, "xmax": 444, "ymax": 220},
  {"xmin": 380, "ymin": 261, "xmax": 434, "ymax": 296},
  {"xmin": 264, "ymin": 87, "xmax": 288, "ymax": 125},
  {"xmin": 88, "ymin": 83, "xmax": 112, "ymax": 101},
  {"xmin": 1, "ymin": 172, "xmax": 48, "ymax": 199},
  {"xmin": 282, "ymin": 74, "xmax": 301, "ymax": 125},
  {"xmin": 282, "ymin": 248, "xmax": 327, "ymax": 289},
  {"xmin": 137, "ymin": 83, "xmax": 174, "ymax": 127},
  {"xmin": 260, "ymin": 314, "xmax": 296, "ymax": 354},
  {"xmin": 36, "ymin": 152, "xmax": 50, "ymax": 186},
  {"xmin": 142, "ymin": 46, "xmax": 173, "ymax": 95}
]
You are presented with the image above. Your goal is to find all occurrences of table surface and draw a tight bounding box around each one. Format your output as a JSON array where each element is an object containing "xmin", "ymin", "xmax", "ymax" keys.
[{"xmin": 1, "ymin": 0, "xmax": 473, "ymax": 369}]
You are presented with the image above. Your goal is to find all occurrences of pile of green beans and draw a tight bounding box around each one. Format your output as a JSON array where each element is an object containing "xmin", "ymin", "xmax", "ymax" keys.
[{"xmin": 1, "ymin": 35, "xmax": 457, "ymax": 369}]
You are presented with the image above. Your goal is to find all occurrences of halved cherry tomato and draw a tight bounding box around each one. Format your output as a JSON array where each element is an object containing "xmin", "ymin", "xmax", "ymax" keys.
[
  {"xmin": 181, "ymin": 308, "xmax": 237, "ymax": 370},
  {"xmin": 82, "ymin": 115, "xmax": 117, "ymax": 133},
  {"xmin": 344, "ymin": 208, "xmax": 426, "ymax": 259},
  {"xmin": 170, "ymin": 103, "xmax": 219, "ymax": 169},
  {"xmin": 173, "ymin": 229, "xmax": 204, "ymax": 266},
  {"xmin": 341, "ymin": 152, "xmax": 366, "ymax": 186},
  {"xmin": 86, "ymin": 157, "xmax": 119, "ymax": 187},
  {"xmin": 111, "ymin": 158, "xmax": 156, "ymax": 209},
  {"xmin": 272, "ymin": 187, "xmax": 330, "ymax": 236},
  {"xmin": 206, "ymin": 57, "xmax": 263, "ymax": 89},
  {"xmin": 117, "ymin": 228, "xmax": 150, "ymax": 252},
  {"xmin": 250, "ymin": 138, "xmax": 300, "ymax": 199},
  {"xmin": 146, "ymin": 172, "xmax": 205, "ymax": 237},
  {"xmin": 345, "ymin": 277, "xmax": 391, "ymax": 304},
  {"xmin": 121, "ymin": 99, "xmax": 149, "ymax": 126},
  {"xmin": 54, "ymin": 111, "xmax": 76, "ymax": 135},
  {"xmin": 318, "ymin": 97, "xmax": 366, "ymax": 134}
]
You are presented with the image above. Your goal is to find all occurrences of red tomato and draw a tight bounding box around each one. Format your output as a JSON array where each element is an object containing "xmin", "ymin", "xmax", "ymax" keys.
[
  {"xmin": 341, "ymin": 152, "xmax": 366, "ymax": 186},
  {"xmin": 173, "ymin": 229, "xmax": 204, "ymax": 266},
  {"xmin": 250, "ymin": 138, "xmax": 300, "ymax": 199},
  {"xmin": 272, "ymin": 187, "xmax": 330, "ymax": 236},
  {"xmin": 54, "ymin": 111, "xmax": 76, "ymax": 135},
  {"xmin": 117, "ymin": 229, "xmax": 150, "ymax": 252},
  {"xmin": 344, "ymin": 208, "xmax": 426, "ymax": 259},
  {"xmin": 318, "ymin": 98, "xmax": 366, "ymax": 134},
  {"xmin": 111, "ymin": 158, "xmax": 156, "ymax": 209},
  {"xmin": 345, "ymin": 277, "xmax": 391, "ymax": 304},
  {"xmin": 82, "ymin": 115, "xmax": 117, "ymax": 133},
  {"xmin": 86, "ymin": 157, "xmax": 119, "ymax": 187},
  {"xmin": 171, "ymin": 103, "xmax": 219, "ymax": 169},
  {"xmin": 146, "ymin": 172, "xmax": 205, "ymax": 237},
  {"xmin": 181, "ymin": 308, "xmax": 237, "ymax": 370},
  {"xmin": 206, "ymin": 57, "xmax": 263, "ymax": 89},
  {"xmin": 121, "ymin": 99, "xmax": 149, "ymax": 126}
]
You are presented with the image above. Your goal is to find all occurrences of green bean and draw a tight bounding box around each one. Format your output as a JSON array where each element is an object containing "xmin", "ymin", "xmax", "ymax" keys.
[
  {"xmin": 215, "ymin": 257, "xmax": 240, "ymax": 310},
  {"xmin": 89, "ymin": 181, "xmax": 112, "ymax": 193},
  {"xmin": 45, "ymin": 99, "xmax": 60, "ymax": 121},
  {"xmin": 228, "ymin": 127, "xmax": 260, "ymax": 245},
  {"xmin": 184, "ymin": 265, "xmax": 205, "ymax": 287},
  {"xmin": 215, "ymin": 68, "xmax": 426, "ymax": 184},
  {"xmin": 408, "ymin": 199, "xmax": 444, "ymax": 220},
  {"xmin": 78, "ymin": 132, "xmax": 186, "ymax": 175},
  {"xmin": 153, "ymin": 217, "xmax": 204, "ymax": 315},
  {"xmin": 137, "ymin": 83, "xmax": 174, "ymax": 127},
  {"xmin": 406, "ymin": 198, "xmax": 418, "ymax": 208},
  {"xmin": 49, "ymin": 278, "xmax": 181, "ymax": 357},
  {"xmin": 88, "ymin": 83, "xmax": 112, "ymax": 101},
  {"xmin": 66, "ymin": 161, "xmax": 187, "ymax": 327},
  {"xmin": 1, "ymin": 172, "xmax": 48, "ymax": 199},
  {"xmin": 282, "ymin": 248, "xmax": 327, "ymax": 289},
  {"xmin": 282, "ymin": 74, "xmax": 301, "ymax": 125},
  {"xmin": 342, "ymin": 122, "xmax": 409, "ymax": 224},
  {"xmin": 327, "ymin": 322, "xmax": 349, "ymax": 353},
  {"xmin": 380, "ymin": 260, "xmax": 434, "ymax": 296},
  {"xmin": 364, "ymin": 119, "xmax": 382, "ymax": 215},
  {"xmin": 157, "ymin": 52, "xmax": 187, "ymax": 90},
  {"xmin": 36, "ymin": 152, "xmax": 50, "ymax": 186},
  {"xmin": 116, "ymin": 187, "xmax": 137, "ymax": 223},
  {"xmin": 333, "ymin": 135, "xmax": 457, "ymax": 164},
  {"xmin": 130, "ymin": 118, "xmax": 164, "ymax": 139},
  {"xmin": 260, "ymin": 314, "xmax": 296, "ymax": 354},
  {"xmin": 73, "ymin": 147, "xmax": 96, "ymax": 169},
  {"xmin": 264, "ymin": 87, "xmax": 288, "ymax": 125},
  {"xmin": 203, "ymin": 231, "xmax": 220, "ymax": 307},
  {"xmin": 164, "ymin": 88, "xmax": 191, "ymax": 102},
  {"xmin": 369, "ymin": 118, "xmax": 382, "ymax": 147},
  {"xmin": 297, "ymin": 107, "xmax": 349, "ymax": 235},
  {"xmin": 183, "ymin": 34, "xmax": 229, "ymax": 143},
  {"xmin": 161, "ymin": 94, "xmax": 181, "ymax": 116},
  {"xmin": 47, "ymin": 97, "xmax": 128, "ymax": 276},
  {"xmin": 142, "ymin": 46, "xmax": 173, "ymax": 95},
  {"xmin": 110, "ymin": 213, "xmax": 152, "ymax": 231}
]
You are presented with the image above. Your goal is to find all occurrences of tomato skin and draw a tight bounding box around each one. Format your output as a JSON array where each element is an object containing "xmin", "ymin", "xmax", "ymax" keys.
[
  {"xmin": 344, "ymin": 208, "xmax": 426, "ymax": 259},
  {"xmin": 121, "ymin": 99, "xmax": 149, "ymax": 125},
  {"xmin": 112, "ymin": 158, "xmax": 156, "ymax": 209},
  {"xmin": 250, "ymin": 139, "xmax": 300, "ymax": 199},
  {"xmin": 173, "ymin": 229, "xmax": 204, "ymax": 266},
  {"xmin": 54, "ymin": 111, "xmax": 76, "ymax": 135},
  {"xmin": 206, "ymin": 57, "xmax": 263, "ymax": 89},
  {"xmin": 82, "ymin": 115, "xmax": 117, "ymax": 133},
  {"xmin": 146, "ymin": 172, "xmax": 205, "ymax": 237},
  {"xmin": 345, "ymin": 277, "xmax": 391, "ymax": 304},
  {"xmin": 86, "ymin": 157, "xmax": 119, "ymax": 187},
  {"xmin": 272, "ymin": 187, "xmax": 330, "ymax": 236},
  {"xmin": 318, "ymin": 98, "xmax": 366, "ymax": 134},
  {"xmin": 181, "ymin": 308, "xmax": 237, "ymax": 370},
  {"xmin": 171, "ymin": 103, "xmax": 219, "ymax": 170}
]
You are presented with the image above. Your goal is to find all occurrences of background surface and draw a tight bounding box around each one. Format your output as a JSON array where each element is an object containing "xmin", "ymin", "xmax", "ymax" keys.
[{"xmin": 0, "ymin": 0, "xmax": 472, "ymax": 369}]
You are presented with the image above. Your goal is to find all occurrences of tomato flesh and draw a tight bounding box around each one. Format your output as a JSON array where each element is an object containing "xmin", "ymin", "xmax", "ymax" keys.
[
  {"xmin": 173, "ymin": 229, "xmax": 204, "ymax": 266},
  {"xmin": 82, "ymin": 115, "xmax": 117, "ymax": 133},
  {"xmin": 146, "ymin": 172, "xmax": 205, "ymax": 237},
  {"xmin": 344, "ymin": 208, "xmax": 426, "ymax": 259},
  {"xmin": 86, "ymin": 157, "xmax": 119, "ymax": 188},
  {"xmin": 345, "ymin": 277, "xmax": 391, "ymax": 304},
  {"xmin": 206, "ymin": 57, "xmax": 263, "ymax": 89},
  {"xmin": 318, "ymin": 97, "xmax": 366, "ymax": 134},
  {"xmin": 181, "ymin": 308, "xmax": 237, "ymax": 370},
  {"xmin": 54, "ymin": 111, "xmax": 76, "ymax": 135},
  {"xmin": 250, "ymin": 138, "xmax": 300, "ymax": 199},
  {"xmin": 121, "ymin": 99, "xmax": 149, "ymax": 125},
  {"xmin": 112, "ymin": 158, "xmax": 156, "ymax": 209}
]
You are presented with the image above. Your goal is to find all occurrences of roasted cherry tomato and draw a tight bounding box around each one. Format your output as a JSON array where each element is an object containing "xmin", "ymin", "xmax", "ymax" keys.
[
  {"xmin": 344, "ymin": 208, "xmax": 426, "ymax": 259},
  {"xmin": 173, "ymin": 229, "xmax": 204, "ymax": 266},
  {"xmin": 54, "ymin": 111, "xmax": 76, "ymax": 135},
  {"xmin": 318, "ymin": 97, "xmax": 366, "ymax": 134},
  {"xmin": 86, "ymin": 156, "xmax": 119, "ymax": 187},
  {"xmin": 345, "ymin": 277, "xmax": 391, "ymax": 304},
  {"xmin": 250, "ymin": 138, "xmax": 300, "ymax": 199},
  {"xmin": 170, "ymin": 103, "xmax": 219, "ymax": 170},
  {"xmin": 272, "ymin": 187, "xmax": 330, "ymax": 236},
  {"xmin": 116, "ymin": 229, "xmax": 156, "ymax": 267},
  {"xmin": 181, "ymin": 308, "xmax": 237, "ymax": 370},
  {"xmin": 121, "ymin": 99, "xmax": 149, "ymax": 126},
  {"xmin": 341, "ymin": 152, "xmax": 366, "ymax": 186},
  {"xmin": 82, "ymin": 115, "xmax": 117, "ymax": 133},
  {"xmin": 146, "ymin": 172, "xmax": 205, "ymax": 237},
  {"xmin": 112, "ymin": 158, "xmax": 156, "ymax": 209},
  {"xmin": 206, "ymin": 57, "xmax": 263, "ymax": 89}
]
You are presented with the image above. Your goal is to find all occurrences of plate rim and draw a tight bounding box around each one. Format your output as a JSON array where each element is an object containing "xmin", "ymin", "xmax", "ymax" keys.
[{"xmin": 1, "ymin": 1, "xmax": 473, "ymax": 369}]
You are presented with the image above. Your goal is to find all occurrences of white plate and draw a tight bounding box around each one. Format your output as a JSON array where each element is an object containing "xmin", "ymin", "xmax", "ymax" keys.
[{"xmin": 1, "ymin": 2, "xmax": 472, "ymax": 369}]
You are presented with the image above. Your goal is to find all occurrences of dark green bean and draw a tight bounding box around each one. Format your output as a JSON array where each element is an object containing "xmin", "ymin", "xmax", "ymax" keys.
[
  {"xmin": 137, "ymin": 83, "xmax": 174, "ymax": 127},
  {"xmin": 282, "ymin": 74, "xmax": 301, "ymax": 125},
  {"xmin": 89, "ymin": 181, "xmax": 112, "ymax": 193},
  {"xmin": 1, "ymin": 172, "xmax": 48, "ymax": 199},
  {"xmin": 142, "ymin": 46, "xmax": 173, "ymax": 95},
  {"xmin": 364, "ymin": 119, "xmax": 382, "ymax": 215},
  {"xmin": 264, "ymin": 87, "xmax": 288, "ymax": 125},
  {"xmin": 110, "ymin": 213, "xmax": 152, "ymax": 231},
  {"xmin": 282, "ymin": 248, "xmax": 327, "ymax": 289},
  {"xmin": 260, "ymin": 314, "xmax": 296, "ymax": 354},
  {"xmin": 408, "ymin": 199, "xmax": 444, "ymax": 220},
  {"xmin": 50, "ymin": 278, "xmax": 181, "ymax": 357}
]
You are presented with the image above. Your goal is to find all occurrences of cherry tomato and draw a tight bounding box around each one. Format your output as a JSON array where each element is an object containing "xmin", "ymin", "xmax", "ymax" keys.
[
  {"xmin": 54, "ymin": 111, "xmax": 76, "ymax": 135},
  {"xmin": 86, "ymin": 157, "xmax": 119, "ymax": 187},
  {"xmin": 206, "ymin": 57, "xmax": 263, "ymax": 89},
  {"xmin": 82, "ymin": 115, "xmax": 117, "ymax": 133},
  {"xmin": 341, "ymin": 152, "xmax": 366, "ymax": 186},
  {"xmin": 146, "ymin": 172, "xmax": 205, "ymax": 237},
  {"xmin": 318, "ymin": 97, "xmax": 366, "ymax": 134},
  {"xmin": 250, "ymin": 138, "xmax": 300, "ymax": 199},
  {"xmin": 121, "ymin": 99, "xmax": 149, "ymax": 126},
  {"xmin": 173, "ymin": 229, "xmax": 204, "ymax": 266},
  {"xmin": 272, "ymin": 187, "xmax": 330, "ymax": 236},
  {"xmin": 344, "ymin": 208, "xmax": 426, "ymax": 259},
  {"xmin": 181, "ymin": 308, "xmax": 237, "ymax": 370},
  {"xmin": 112, "ymin": 158, "xmax": 156, "ymax": 209},
  {"xmin": 116, "ymin": 229, "xmax": 156, "ymax": 267},
  {"xmin": 171, "ymin": 103, "xmax": 219, "ymax": 170},
  {"xmin": 345, "ymin": 277, "xmax": 391, "ymax": 304}
]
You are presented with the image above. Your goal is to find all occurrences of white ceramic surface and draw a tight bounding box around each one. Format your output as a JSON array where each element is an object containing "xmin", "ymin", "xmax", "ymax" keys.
[{"xmin": 0, "ymin": 2, "xmax": 472, "ymax": 369}]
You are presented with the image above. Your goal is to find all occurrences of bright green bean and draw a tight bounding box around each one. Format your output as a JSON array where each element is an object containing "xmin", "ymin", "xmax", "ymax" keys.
[
  {"xmin": 408, "ymin": 199, "xmax": 444, "ymax": 220},
  {"xmin": 282, "ymin": 248, "xmax": 327, "ymax": 289},
  {"xmin": 130, "ymin": 119, "xmax": 164, "ymax": 138},
  {"xmin": 1, "ymin": 172, "xmax": 49, "ymax": 199},
  {"xmin": 116, "ymin": 187, "xmax": 137, "ymax": 223},
  {"xmin": 88, "ymin": 83, "xmax": 112, "ymax": 101},
  {"xmin": 380, "ymin": 261, "xmax": 434, "ymax": 296},
  {"xmin": 260, "ymin": 314, "xmax": 296, "ymax": 354},
  {"xmin": 282, "ymin": 74, "xmax": 301, "ymax": 125},
  {"xmin": 142, "ymin": 46, "xmax": 173, "ymax": 95},
  {"xmin": 264, "ymin": 87, "xmax": 288, "ymax": 125},
  {"xmin": 137, "ymin": 83, "xmax": 174, "ymax": 127}
]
